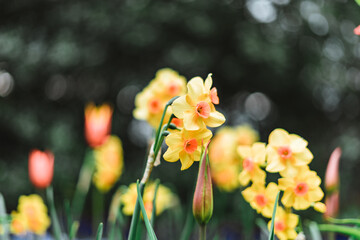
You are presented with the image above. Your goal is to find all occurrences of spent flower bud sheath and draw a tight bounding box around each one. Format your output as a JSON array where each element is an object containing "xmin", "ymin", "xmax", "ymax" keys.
[{"xmin": 193, "ymin": 142, "xmax": 213, "ymax": 226}]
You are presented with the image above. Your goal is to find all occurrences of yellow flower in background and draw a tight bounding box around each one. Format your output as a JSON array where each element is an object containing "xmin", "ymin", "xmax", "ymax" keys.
[
  {"xmin": 235, "ymin": 125, "xmax": 259, "ymax": 146},
  {"xmin": 163, "ymin": 127, "xmax": 212, "ymax": 170},
  {"xmin": 211, "ymin": 165, "xmax": 241, "ymax": 192},
  {"xmin": 242, "ymin": 182, "xmax": 279, "ymax": 218},
  {"xmin": 16, "ymin": 194, "xmax": 50, "ymax": 235},
  {"xmin": 266, "ymin": 129, "xmax": 313, "ymax": 177},
  {"xmin": 268, "ymin": 207, "xmax": 298, "ymax": 240},
  {"xmin": 93, "ymin": 135, "xmax": 124, "ymax": 192},
  {"xmin": 238, "ymin": 142, "xmax": 266, "ymax": 186},
  {"xmin": 133, "ymin": 68, "xmax": 186, "ymax": 128},
  {"xmin": 121, "ymin": 182, "xmax": 178, "ymax": 219},
  {"xmin": 209, "ymin": 125, "xmax": 259, "ymax": 191},
  {"xmin": 172, "ymin": 74, "xmax": 225, "ymax": 131},
  {"xmin": 10, "ymin": 211, "xmax": 27, "ymax": 235},
  {"xmin": 279, "ymin": 166, "xmax": 324, "ymax": 210}
]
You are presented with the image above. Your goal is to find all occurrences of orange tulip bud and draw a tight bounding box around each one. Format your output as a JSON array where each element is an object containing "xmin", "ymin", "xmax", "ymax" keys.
[
  {"xmin": 354, "ymin": 25, "xmax": 360, "ymax": 35},
  {"xmin": 28, "ymin": 150, "xmax": 54, "ymax": 188},
  {"xmin": 193, "ymin": 143, "xmax": 213, "ymax": 226},
  {"xmin": 84, "ymin": 103, "xmax": 113, "ymax": 148},
  {"xmin": 325, "ymin": 147, "xmax": 341, "ymax": 192},
  {"xmin": 324, "ymin": 191, "xmax": 339, "ymax": 219}
]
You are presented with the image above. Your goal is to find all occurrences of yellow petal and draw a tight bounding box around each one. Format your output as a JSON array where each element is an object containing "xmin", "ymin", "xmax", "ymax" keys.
[
  {"xmin": 237, "ymin": 146, "xmax": 252, "ymax": 159},
  {"xmin": 179, "ymin": 152, "xmax": 194, "ymax": 170},
  {"xmin": 287, "ymin": 213, "xmax": 299, "ymax": 228},
  {"xmin": 266, "ymin": 182, "xmax": 279, "ymax": 199},
  {"xmin": 252, "ymin": 142, "xmax": 266, "ymax": 164},
  {"xmin": 204, "ymin": 74, "xmax": 213, "ymax": 90},
  {"xmin": 163, "ymin": 148, "xmax": 182, "ymax": 162},
  {"xmin": 266, "ymin": 153, "xmax": 285, "ymax": 173},
  {"xmin": 242, "ymin": 187, "xmax": 256, "ymax": 202},
  {"xmin": 172, "ymin": 96, "xmax": 192, "ymax": 119},
  {"xmin": 204, "ymin": 111, "xmax": 226, "ymax": 128},
  {"xmin": 183, "ymin": 111, "xmax": 201, "ymax": 131},
  {"xmin": 289, "ymin": 134, "xmax": 308, "ymax": 153},
  {"xmin": 187, "ymin": 77, "xmax": 205, "ymax": 101},
  {"xmin": 294, "ymin": 148, "xmax": 313, "ymax": 165},
  {"xmin": 165, "ymin": 132, "xmax": 182, "ymax": 148},
  {"xmin": 293, "ymin": 196, "xmax": 311, "ymax": 210},
  {"xmin": 281, "ymin": 191, "xmax": 295, "ymax": 207},
  {"xmin": 268, "ymin": 129, "xmax": 290, "ymax": 147},
  {"xmin": 239, "ymin": 170, "xmax": 251, "ymax": 186},
  {"xmin": 308, "ymin": 187, "xmax": 324, "ymax": 202}
]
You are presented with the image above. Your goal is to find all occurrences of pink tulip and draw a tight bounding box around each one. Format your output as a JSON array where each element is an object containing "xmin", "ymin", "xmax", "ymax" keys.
[
  {"xmin": 28, "ymin": 150, "xmax": 54, "ymax": 188},
  {"xmin": 325, "ymin": 147, "xmax": 341, "ymax": 192},
  {"xmin": 354, "ymin": 25, "xmax": 360, "ymax": 35}
]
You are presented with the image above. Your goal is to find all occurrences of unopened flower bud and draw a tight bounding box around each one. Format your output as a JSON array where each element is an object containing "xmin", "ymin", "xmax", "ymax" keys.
[
  {"xmin": 325, "ymin": 147, "xmax": 341, "ymax": 193},
  {"xmin": 193, "ymin": 143, "xmax": 213, "ymax": 226}
]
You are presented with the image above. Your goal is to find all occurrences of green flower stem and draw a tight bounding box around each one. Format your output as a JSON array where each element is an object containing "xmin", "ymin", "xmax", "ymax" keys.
[
  {"xmin": 199, "ymin": 225, "xmax": 206, "ymax": 240},
  {"xmin": 46, "ymin": 186, "xmax": 62, "ymax": 240},
  {"xmin": 128, "ymin": 97, "xmax": 177, "ymax": 240},
  {"xmin": 92, "ymin": 187, "xmax": 104, "ymax": 234},
  {"xmin": 71, "ymin": 149, "xmax": 95, "ymax": 221}
]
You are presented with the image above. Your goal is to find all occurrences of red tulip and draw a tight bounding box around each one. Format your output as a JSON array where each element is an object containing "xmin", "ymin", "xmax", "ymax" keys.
[
  {"xmin": 28, "ymin": 150, "xmax": 54, "ymax": 188},
  {"xmin": 84, "ymin": 103, "xmax": 113, "ymax": 148}
]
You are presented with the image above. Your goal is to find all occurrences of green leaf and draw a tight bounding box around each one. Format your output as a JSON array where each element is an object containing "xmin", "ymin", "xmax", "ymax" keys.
[
  {"xmin": 136, "ymin": 180, "xmax": 158, "ymax": 240},
  {"xmin": 69, "ymin": 221, "xmax": 79, "ymax": 240},
  {"xmin": 268, "ymin": 191, "xmax": 280, "ymax": 240},
  {"xmin": 0, "ymin": 193, "xmax": 9, "ymax": 240},
  {"xmin": 327, "ymin": 217, "xmax": 360, "ymax": 226},
  {"xmin": 46, "ymin": 186, "xmax": 62, "ymax": 240},
  {"xmin": 127, "ymin": 182, "xmax": 145, "ymax": 240},
  {"xmin": 150, "ymin": 179, "xmax": 160, "ymax": 227},
  {"xmin": 318, "ymin": 224, "xmax": 360, "ymax": 238},
  {"xmin": 308, "ymin": 221, "xmax": 322, "ymax": 240},
  {"xmin": 180, "ymin": 207, "xmax": 195, "ymax": 240},
  {"xmin": 356, "ymin": 0, "xmax": 360, "ymax": 6},
  {"xmin": 96, "ymin": 222, "xmax": 103, "ymax": 240}
]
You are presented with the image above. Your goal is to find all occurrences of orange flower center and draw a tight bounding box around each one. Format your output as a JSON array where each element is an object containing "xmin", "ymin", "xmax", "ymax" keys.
[
  {"xmin": 243, "ymin": 158, "xmax": 254, "ymax": 172},
  {"xmin": 294, "ymin": 182, "xmax": 309, "ymax": 196},
  {"xmin": 210, "ymin": 87, "xmax": 219, "ymax": 104},
  {"xmin": 277, "ymin": 146, "xmax": 292, "ymax": 160},
  {"xmin": 196, "ymin": 101, "xmax": 210, "ymax": 118},
  {"xmin": 255, "ymin": 194, "xmax": 267, "ymax": 208},
  {"xmin": 275, "ymin": 220, "xmax": 286, "ymax": 232},
  {"xmin": 184, "ymin": 139, "xmax": 198, "ymax": 154},
  {"xmin": 171, "ymin": 118, "xmax": 183, "ymax": 127},
  {"xmin": 148, "ymin": 99, "xmax": 162, "ymax": 114},
  {"xmin": 168, "ymin": 83, "xmax": 180, "ymax": 96}
]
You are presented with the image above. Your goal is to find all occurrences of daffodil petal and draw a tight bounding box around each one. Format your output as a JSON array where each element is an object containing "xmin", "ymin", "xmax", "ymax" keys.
[
  {"xmin": 204, "ymin": 111, "xmax": 225, "ymax": 128},
  {"xmin": 268, "ymin": 129, "xmax": 290, "ymax": 147},
  {"xmin": 204, "ymin": 74, "xmax": 213, "ymax": 90},
  {"xmin": 172, "ymin": 95, "xmax": 192, "ymax": 119},
  {"xmin": 183, "ymin": 111, "xmax": 201, "ymax": 131},
  {"xmin": 179, "ymin": 152, "xmax": 194, "ymax": 170},
  {"xmin": 187, "ymin": 77, "xmax": 205, "ymax": 101},
  {"xmin": 163, "ymin": 148, "xmax": 181, "ymax": 162},
  {"xmin": 289, "ymin": 134, "xmax": 308, "ymax": 153},
  {"xmin": 294, "ymin": 148, "xmax": 313, "ymax": 165}
]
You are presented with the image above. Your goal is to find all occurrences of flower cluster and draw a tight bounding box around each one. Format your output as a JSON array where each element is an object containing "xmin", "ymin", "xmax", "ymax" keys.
[
  {"xmin": 208, "ymin": 125, "xmax": 259, "ymax": 191},
  {"xmin": 240, "ymin": 128, "xmax": 325, "ymax": 240},
  {"xmin": 10, "ymin": 195, "xmax": 50, "ymax": 236},
  {"xmin": 163, "ymin": 74, "xmax": 226, "ymax": 170},
  {"xmin": 121, "ymin": 182, "xmax": 178, "ymax": 219},
  {"xmin": 133, "ymin": 68, "xmax": 187, "ymax": 128}
]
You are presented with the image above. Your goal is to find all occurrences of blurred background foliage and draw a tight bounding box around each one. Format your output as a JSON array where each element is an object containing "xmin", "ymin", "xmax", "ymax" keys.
[{"xmin": 0, "ymin": 0, "xmax": 360, "ymax": 237}]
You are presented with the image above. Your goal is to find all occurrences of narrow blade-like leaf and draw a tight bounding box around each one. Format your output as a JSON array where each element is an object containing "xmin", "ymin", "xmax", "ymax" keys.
[{"xmin": 268, "ymin": 191, "xmax": 280, "ymax": 240}]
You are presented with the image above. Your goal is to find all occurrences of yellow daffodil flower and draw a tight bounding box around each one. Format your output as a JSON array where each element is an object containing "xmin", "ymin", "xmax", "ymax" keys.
[
  {"xmin": 10, "ymin": 211, "xmax": 27, "ymax": 235},
  {"xmin": 266, "ymin": 129, "xmax": 313, "ymax": 177},
  {"xmin": 242, "ymin": 182, "xmax": 279, "ymax": 218},
  {"xmin": 17, "ymin": 194, "xmax": 50, "ymax": 235},
  {"xmin": 121, "ymin": 182, "xmax": 178, "ymax": 219},
  {"xmin": 133, "ymin": 68, "xmax": 186, "ymax": 128},
  {"xmin": 163, "ymin": 127, "xmax": 212, "ymax": 170},
  {"xmin": 172, "ymin": 74, "xmax": 225, "ymax": 131},
  {"xmin": 235, "ymin": 125, "xmax": 259, "ymax": 146},
  {"xmin": 211, "ymin": 164, "xmax": 241, "ymax": 192},
  {"xmin": 93, "ymin": 135, "xmax": 124, "ymax": 192},
  {"xmin": 279, "ymin": 166, "xmax": 324, "ymax": 210},
  {"xmin": 238, "ymin": 142, "xmax": 266, "ymax": 186},
  {"xmin": 268, "ymin": 207, "xmax": 298, "ymax": 240}
]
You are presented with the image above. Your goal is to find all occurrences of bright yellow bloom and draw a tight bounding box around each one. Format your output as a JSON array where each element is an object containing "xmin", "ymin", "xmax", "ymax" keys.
[
  {"xmin": 266, "ymin": 129, "xmax": 313, "ymax": 177},
  {"xmin": 121, "ymin": 182, "xmax": 178, "ymax": 219},
  {"xmin": 242, "ymin": 182, "xmax": 279, "ymax": 218},
  {"xmin": 172, "ymin": 74, "xmax": 225, "ymax": 131},
  {"xmin": 268, "ymin": 207, "xmax": 298, "ymax": 240},
  {"xmin": 279, "ymin": 166, "xmax": 324, "ymax": 210},
  {"xmin": 93, "ymin": 135, "xmax": 124, "ymax": 192},
  {"xmin": 10, "ymin": 211, "xmax": 27, "ymax": 235},
  {"xmin": 211, "ymin": 165, "xmax": 241, "ymax": 192},
  {"xmin": 238, "ymin": 142, "xmax": 266, "ymax": 186},
  {"xmin": 133, "ymin": 68, "xmax": 186, "ymax": 128},
  {"xmin": 17, "ymin": 194, "xmax": 50, "ymax": 235},
  {"xmin": 164, "ymin": 128, "xmax": 212, "ymax": 170},
  {"xmin": 235, "ymin": 125, "xmax": 259, "ymax": 146}
]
